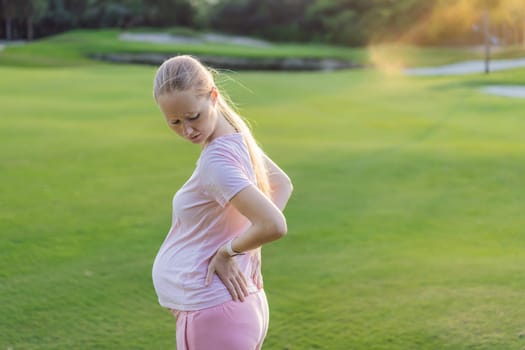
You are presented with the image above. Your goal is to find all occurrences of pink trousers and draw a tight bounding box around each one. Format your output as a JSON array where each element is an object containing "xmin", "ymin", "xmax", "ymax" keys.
[{"xmin": 172, "ymin": 290, "xmax": 269, "ymax": 350}]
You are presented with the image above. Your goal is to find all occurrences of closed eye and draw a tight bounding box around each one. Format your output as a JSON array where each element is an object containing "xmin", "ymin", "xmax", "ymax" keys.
[
  {"xmin": 170, "ymin": 119, "xmax": 181, "ymax": 125},
  {"xmin": 189, "ymin": 113, "xmax": 200, "ymax": 121}
]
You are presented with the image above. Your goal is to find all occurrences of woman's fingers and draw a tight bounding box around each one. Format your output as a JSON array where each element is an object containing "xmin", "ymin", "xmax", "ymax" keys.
[
  {"xmin": 255, "ymin": 273, "xmax": 263, "ymax": 289},
  {"xmin": 226, "ymin": 280, "xmax": 238, "ymax": 301},
  {"xmin": 250, "ymin": 249, "xmax": 263, "ymax": 289},
  {"xmin": 205, "ymin": 264, "xmax": 215, "ymax": 286},
  {"xmin": 206, "ymin": 247, "xmax": 251, "ymax": 301},
  {"xmin": 227, "ymin": 273, "xmax": 248, "ymax": 302},
  {"xmin": 237, "ymin": 273, "xmax": 249, "ymax": 300}
]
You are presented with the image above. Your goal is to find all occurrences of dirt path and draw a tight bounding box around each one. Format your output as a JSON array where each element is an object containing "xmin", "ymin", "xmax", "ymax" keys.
[
  {"xmin": 404, "ymin": 57, "xmax": 525, "ymax": 76},
  {"xmin": 403, "ymin": 56, "xmax": 525, "ymax": 98}
]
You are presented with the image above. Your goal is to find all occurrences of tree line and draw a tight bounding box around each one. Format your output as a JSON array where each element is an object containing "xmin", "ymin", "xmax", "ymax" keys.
[{"xmin": 1, "ymin": 0, "xmax": 524, "ymax": 47}]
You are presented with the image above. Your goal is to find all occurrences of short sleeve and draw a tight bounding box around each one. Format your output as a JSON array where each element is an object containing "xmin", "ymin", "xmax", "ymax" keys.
[{"xmin": 200, "ymin": 141, "xmax": 254, "ymax": 207}]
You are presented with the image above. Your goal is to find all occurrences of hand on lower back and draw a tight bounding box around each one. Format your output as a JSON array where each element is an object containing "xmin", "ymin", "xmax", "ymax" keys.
[
  {"xmin": 206, "ymin": 246, "xmax": 249, "ymax": 302},
  {"xmin": 250, "ymin": 247, "xmax": 263, "ymax": 289}
]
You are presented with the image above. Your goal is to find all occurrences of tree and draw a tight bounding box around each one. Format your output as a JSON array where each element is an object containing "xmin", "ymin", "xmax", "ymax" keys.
[
  {"xmin": 144, "ymin": 0, "xmax": 197, "ymax": 27},
  {"xmin": 304, "ymin": 0, "xmax": 399, "ymax": 46},
  {"xmin": 1, "ymin": 0, "xmax": 18, "ymax": 40},
  {"xmin": 38, "ymin": 0, "xmax": 78, "ymax": 35},
  {"xmin": 209, "ymin": 0, "xmax": 313, "ymax": 42},
  {"xmin": 18, "ymin": 0, "xmax": 48, "ymax": 40}
]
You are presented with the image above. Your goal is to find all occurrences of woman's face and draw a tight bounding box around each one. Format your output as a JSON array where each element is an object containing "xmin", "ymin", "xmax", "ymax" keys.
[{"xmin": 157, "ymin": 89, "xmax": 218, "ymax": 145}]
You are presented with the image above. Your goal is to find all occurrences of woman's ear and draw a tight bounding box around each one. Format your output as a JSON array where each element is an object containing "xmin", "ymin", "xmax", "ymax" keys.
[{"xmin": 210, "ymin": 87, "xmax": 218, "ymax": 105}]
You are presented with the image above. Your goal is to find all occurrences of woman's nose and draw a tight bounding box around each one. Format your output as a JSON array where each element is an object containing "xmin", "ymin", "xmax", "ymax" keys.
[{"xmin": 183, "ymin": 122, "xmax": 194, "ymax": 135}]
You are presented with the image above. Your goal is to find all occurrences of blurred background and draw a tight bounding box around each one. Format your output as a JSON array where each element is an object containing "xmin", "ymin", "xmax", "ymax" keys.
[{"xmin": 1, "ymin": 0, "xmax": 525, "ymax": 47}]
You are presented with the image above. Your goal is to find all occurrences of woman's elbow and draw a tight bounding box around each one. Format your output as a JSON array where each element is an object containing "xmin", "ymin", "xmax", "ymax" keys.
[
  {"xmin": 282, "ymin": 173, "xmax": 293, "ymax": 192},
  {"xmin": 287, "ymin": 178, "xmax": 294, "ymax": 197},
  {"xmin": 278, "ymin": 176, "xmax": 294, "ymax": 200},
  {"xmin": 270, "ymin": 214, "xmax": 288, "ymax": 240},
  {"xmin": 276, "ymin": 221, "xmax": 288, "ymax": 239},
  {"xmin": 259, "ymin": 212, "xmax": 287, "ymax": 241}
]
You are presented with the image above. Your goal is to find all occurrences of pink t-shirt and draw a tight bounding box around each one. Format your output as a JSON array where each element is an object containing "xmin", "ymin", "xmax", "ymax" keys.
[{"xmin": 152, "ymin": 133, "xmax": 260, "ymax": 311}]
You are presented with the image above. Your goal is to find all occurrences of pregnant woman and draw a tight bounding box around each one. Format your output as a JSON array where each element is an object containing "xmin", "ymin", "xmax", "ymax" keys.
[{"xmin": 151, "ymin": 55, "xmax": 293, "ymax": 350}]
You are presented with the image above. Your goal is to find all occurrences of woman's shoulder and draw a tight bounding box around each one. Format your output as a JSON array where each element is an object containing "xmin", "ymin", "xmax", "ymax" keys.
[
  {"xmin": 202, "ymin": 133, "xmax": 246, "ymax": 159},
  {"xmin": 208, "ymin": 133, "xmax": 244, "ymax": 148}
]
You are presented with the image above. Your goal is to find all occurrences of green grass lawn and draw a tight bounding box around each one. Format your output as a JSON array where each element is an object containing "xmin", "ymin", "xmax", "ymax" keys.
[{"xmin": 1, "ymin": 32, "xmax": 525, "ymax": 349}]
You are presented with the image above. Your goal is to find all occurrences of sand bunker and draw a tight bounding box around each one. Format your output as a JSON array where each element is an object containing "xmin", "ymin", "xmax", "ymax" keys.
[
  {"xmin": 120, "ymin": 32, "xmax": 272, "ymax": 47},
  {"xmin": 481, "ymin": 85, "xmax": 525, "ymax": 98}
]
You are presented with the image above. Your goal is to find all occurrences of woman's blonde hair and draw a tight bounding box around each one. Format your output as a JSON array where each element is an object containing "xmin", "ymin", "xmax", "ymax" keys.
[{"xmin": 153, "ymin": 55, "xmax": 271, "ymax": 197}]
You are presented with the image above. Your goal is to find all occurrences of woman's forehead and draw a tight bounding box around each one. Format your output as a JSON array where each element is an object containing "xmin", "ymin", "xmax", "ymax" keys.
[{"xmin": 158, "ymin": 90, "xmax": 205, "ymax": 117}]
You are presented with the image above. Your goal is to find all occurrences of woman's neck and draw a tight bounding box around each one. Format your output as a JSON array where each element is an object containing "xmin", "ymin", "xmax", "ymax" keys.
[{"xmin": 203, "ymin": 112, "xmax": 237, "ymax": 148}]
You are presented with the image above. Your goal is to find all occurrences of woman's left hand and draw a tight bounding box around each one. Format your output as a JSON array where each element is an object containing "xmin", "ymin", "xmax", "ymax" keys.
[
  {"xmin": 206, "ymin": 245, "xmax": 249, "ymax": 302},
  {"xmin": 250, "ymin": 247, "xmax": 263, "ymax": 290}
]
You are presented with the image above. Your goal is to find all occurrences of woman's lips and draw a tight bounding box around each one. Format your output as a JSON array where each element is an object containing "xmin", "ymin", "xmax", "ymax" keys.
[{"xmin": 189, "ymin": 133, "xmax": 201, "ymax": 142}]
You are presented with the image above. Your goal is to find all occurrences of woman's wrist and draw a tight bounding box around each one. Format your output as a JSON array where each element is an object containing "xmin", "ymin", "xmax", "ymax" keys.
[{"xmin": 225, "ymin": 238, "xmax": 244, "ymax": 257}]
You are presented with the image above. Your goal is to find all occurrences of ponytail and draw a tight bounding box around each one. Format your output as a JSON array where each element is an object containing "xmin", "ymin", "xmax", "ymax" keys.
[{"xmin": 215, "ymin": 93, "xmax": 271, "ymax": 197}]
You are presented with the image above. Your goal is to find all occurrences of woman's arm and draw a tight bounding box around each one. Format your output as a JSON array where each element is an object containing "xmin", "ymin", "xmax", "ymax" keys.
[
  {"xmin": 264, "ymin": 153, "xmax": 293, "ymax": 211},
  {"xmin": 228, "ymin": 185, "xmax": 288, "ymax": 251},
  {"xmin": 224, "ymin": 154, "xmax": 293, "ymax": 253},
  {"xmin": 205, "ymin": 186, "xmax": 287, "ymax": 296},
  {"xmin": 205, "ymin": 159, "xmax": 293, "ymax": 301}
]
